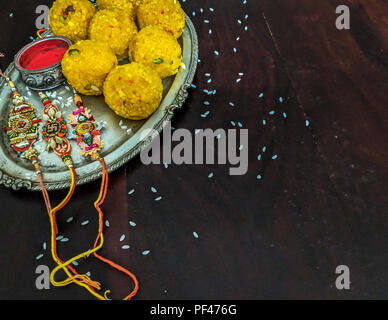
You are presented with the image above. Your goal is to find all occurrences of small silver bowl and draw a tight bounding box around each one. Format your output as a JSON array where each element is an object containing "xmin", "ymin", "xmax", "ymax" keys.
[{"xmin": 14, "ymin": 36, "xmax": 72, "ymax": 91}]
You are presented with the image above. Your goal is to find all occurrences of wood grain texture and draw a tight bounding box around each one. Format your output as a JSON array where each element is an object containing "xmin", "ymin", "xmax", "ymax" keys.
[{"xmin": 0, "ymin": 0, "xmax": 386, "ymax": 299}]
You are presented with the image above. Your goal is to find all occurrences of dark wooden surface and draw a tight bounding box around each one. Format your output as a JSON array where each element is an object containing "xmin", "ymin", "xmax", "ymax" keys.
[{"xmin": 0, "ymin": 0, "xmax": 387, "ymax": 300}]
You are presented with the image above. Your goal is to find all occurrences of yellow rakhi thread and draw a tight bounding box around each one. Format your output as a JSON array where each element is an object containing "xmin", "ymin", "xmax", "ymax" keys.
[
  {"xmin": 0, "ymin": 55, "xmax": 100, "ymax": 297},
  {"xmin": 39, "ymin": 91, "xmax": 109, "ymax": 298}
]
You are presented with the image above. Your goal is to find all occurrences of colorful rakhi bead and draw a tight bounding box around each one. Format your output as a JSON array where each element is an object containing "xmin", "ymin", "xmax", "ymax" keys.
[
  {"xmin": 3, "ymin": 78, "xmax": 41, "ymax": 154},
  {"xmin": 68, "ymin": 94, "xmax": 104, "ymax": 161},
  {"xmin": 39, "ymin": 92, "xmax": 73, "ymax": 167}
]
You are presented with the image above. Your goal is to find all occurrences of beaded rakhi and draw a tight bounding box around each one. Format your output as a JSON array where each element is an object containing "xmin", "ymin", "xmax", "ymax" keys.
[
  {"xmin": 49, "ymin": 92, "xmax": 139, "ymax": 301},
  {"xmin": 0, "ymin": 62, "xmax": 53, "ymax": 216},
  {"xmin": 68, "ymin": 94, "xmax": 104, "ymax": 160},
  {"xmin": 1, "ymin": 53, "xmax": 138, "ymax": 300},
  {"xmin": 0, "ymin": 61, "xmax": 97, "ymax": 292},
  {"xmin": 39, "ymin": 92, "xmax": 74, "ymax": 167},
  {"xmin": 35, "ymin": 91, "xmax": 107, "ymax": 295},
  {"xmin": 4, "ymin": 95, "xmax": 41, "ymax": 153}
]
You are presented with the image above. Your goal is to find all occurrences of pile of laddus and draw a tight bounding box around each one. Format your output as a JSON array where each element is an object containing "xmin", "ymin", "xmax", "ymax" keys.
[{"xmin": 50, "ymin": 0, "xmax": 186, "ymax": 120}]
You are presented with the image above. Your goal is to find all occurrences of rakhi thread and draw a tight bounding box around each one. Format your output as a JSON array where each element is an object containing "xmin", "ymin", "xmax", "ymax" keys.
[
  {"xmin": 55, "ymin": 92, "xmax": 140, "ymax": 300},
  {"xmin": 38, "ymin": 91, "xmax": 108, "ymax": 295},
  {"xmin": 0, "ymin": 59, "xmax": 89, "ymax": 286},
  {"xmin": 1, "ymin": 53, "xmax": 138, "ymax": 299},
  {"xmin": 0, "ymin": 63, "xmax": 52, "ymax": 217},
  {"xmin": 43, "ymin": 92, "xmax": 138, "ymax": 300}
]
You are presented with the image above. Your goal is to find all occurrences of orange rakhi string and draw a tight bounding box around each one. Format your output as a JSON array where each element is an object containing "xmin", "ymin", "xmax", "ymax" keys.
[
  {"xmin": 33, "ymin": 160, "xmax": 54, "ymax": 231},
  {"xmin": 92, "ymin": 158, "xmax": 139, "ymax": 300},
  {"xmin": 48, "ymin": 167, "xmax": 108, "ymax": 297},
  {"xmin": 68, "ymin": 93, "xmax": 139, "ymax": 300},
  {"xmin": 37, "ymin": 29, "xmax": 48, "ymax": 39}
]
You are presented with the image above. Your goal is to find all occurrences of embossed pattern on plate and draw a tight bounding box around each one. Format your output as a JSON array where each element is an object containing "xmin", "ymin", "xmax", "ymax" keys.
[{"xmin": 0, "ymin": 14, "xmax": 198, "ymax": 191}]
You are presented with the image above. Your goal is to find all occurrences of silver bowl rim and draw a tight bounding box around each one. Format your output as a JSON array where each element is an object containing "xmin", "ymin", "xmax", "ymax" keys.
[{"xmin": 13, "ymin": 36, "xmax": 72, "ymax": 74}]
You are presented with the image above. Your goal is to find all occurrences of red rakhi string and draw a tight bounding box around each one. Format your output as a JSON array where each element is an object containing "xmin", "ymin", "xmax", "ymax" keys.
[
  {"xmin": 71, "ymin": 93, "xmax": 139, "ymax": 299},
  {"xmin": 92, "ymin": 158, "xmax": 140, "ymax": 300}
]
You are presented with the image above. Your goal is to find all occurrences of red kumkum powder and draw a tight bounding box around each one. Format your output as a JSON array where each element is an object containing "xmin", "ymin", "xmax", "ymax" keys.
[{"xmin": 19, "ymin": 39, "xmax": 69, "ymax": 70}]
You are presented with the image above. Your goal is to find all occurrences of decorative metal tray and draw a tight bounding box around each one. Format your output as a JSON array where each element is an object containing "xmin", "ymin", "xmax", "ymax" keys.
[{"xmin": 0, "ymin": 14, "xmax": 198, "ymax": 191}]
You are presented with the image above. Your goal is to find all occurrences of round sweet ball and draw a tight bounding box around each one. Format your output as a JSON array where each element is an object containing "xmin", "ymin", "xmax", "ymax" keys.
[
  {"xmin": 103, "ymin": 63, "xmax": 163, "ymax": 120},
  {"xmin": 129, "ymin": 26, "xmax": 182, "ymax": 79},
  {"xmin": 61, "ymin": 40, "xmax": 118, "ymax": 96},
  {"xmin": 49, "ymin": 0, "xmax": 96, "ymax": 42},
  {"xmin": 96, "ymin": 0, "xmax": 136, "ymax": 17},
  {"xmin": 89, "ymin": 9, "xmax": 138, "ymax": 60},
  {"xmin": 137, "ymin": 0, "xmax": 185, "ymax": 39}
]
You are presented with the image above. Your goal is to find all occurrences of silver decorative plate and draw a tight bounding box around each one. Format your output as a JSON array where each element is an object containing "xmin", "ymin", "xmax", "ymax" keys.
[{"xmin": 0, "ymin": 14, "xmax": 198, "ymax": 191}]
